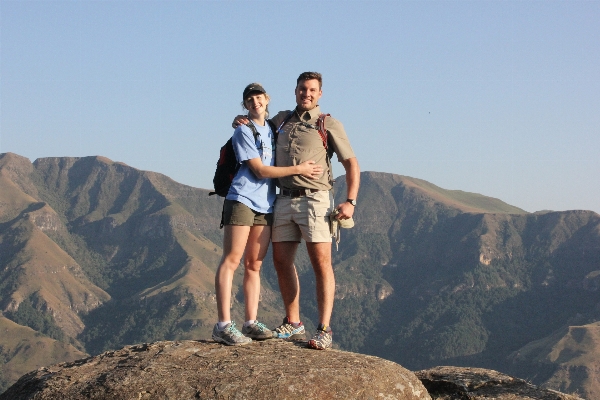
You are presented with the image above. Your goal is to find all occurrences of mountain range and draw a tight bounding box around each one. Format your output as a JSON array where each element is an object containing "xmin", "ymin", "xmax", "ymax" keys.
[{"xmin": 1, "ymin": 152, "xmax": 599, "ymax": 398}]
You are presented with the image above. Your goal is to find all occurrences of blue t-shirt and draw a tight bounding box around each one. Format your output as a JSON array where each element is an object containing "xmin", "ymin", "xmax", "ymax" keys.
[{"xmin": 226, "ymin": 121, "xmax": 276, "ymax": 213}]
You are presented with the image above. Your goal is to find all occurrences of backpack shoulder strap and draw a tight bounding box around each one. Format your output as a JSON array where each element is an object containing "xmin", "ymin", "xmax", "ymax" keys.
[
  {"xmin": 316, "ymin": 113, "xmax": 335, "ymax": 189},
  {"xmin": 244, "ymin": 122, "xmax": 260, "ymax": 141},
  {"xmin": 266, "ymin": 119, "xmax": 277, "ymax": 142},
  {"xmin": 275, "ymin": 111, "xmax": 295, "ymax": 134},
  {"xmin": 316, "ymin": 113, "xmax": 331, "ymax": 152}
]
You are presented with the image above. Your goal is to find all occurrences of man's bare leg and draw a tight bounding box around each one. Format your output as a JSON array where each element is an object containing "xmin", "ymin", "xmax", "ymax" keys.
[
  {"xmin": 272, "ymin": 241, "xmax": 300, "ymax": 322},
  {"xmin": 306, "ymin": 241, "xmax": 334, "ymax": 327}
]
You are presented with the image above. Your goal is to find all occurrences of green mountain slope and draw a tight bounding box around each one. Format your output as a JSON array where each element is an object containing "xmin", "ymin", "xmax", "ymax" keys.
[
  {"xmin": 509, "ymin": 321, "xmax": 600, "ymax": 399},
  {"xmin": 0, "ymin": 154, "xmax": 111, "ymax": 344},
  {"xmin": 0, "ymin": 314, "xmax": 87, "ymax": 393},
  {"xmin": 0, "ymin": 153, "xmax": 284, "ymax": 358},
  {"xmin": 1, "ymin": 154, "xmax": 599, "ymax": 398},
  {"xmin": 323, "ymin": 171, "xmax": 600, "ymax": 398}
]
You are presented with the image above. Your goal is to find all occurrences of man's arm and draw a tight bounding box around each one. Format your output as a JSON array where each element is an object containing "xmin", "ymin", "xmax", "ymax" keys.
[
  {"xmin": 335, "ymin": 157, "xmax": 360, "ymax": 219},
  {"xmin": 232, "ymin": 111, "xmax": 288, "ymax": 129}
]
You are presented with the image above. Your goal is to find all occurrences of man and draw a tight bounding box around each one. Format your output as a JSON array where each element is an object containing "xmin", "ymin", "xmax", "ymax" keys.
[{"xmin": 234, "ymin": 72, "xmax": 360, "ymax": 350}]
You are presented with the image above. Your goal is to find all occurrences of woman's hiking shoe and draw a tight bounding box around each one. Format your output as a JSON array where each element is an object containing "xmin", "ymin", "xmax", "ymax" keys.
[
  {"xmin": 212, "ymin": 322, "xmax": 252, "ymax": 346},
  {"xmin": 274, "ymin": 317, "xmax": 306, "ymax": 341},
  {"xmin": 242, "ymin": 321, "xmax": 275, "ymax": 340},
  {"xmin": 307, "ymin": 324, "xmax": 333, "ymax": 350}
]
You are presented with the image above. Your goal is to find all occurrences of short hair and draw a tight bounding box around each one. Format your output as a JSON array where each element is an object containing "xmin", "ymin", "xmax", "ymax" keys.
[{"xmin": 296, "ymin": 72, "xmax": 322, "ymax": 89}]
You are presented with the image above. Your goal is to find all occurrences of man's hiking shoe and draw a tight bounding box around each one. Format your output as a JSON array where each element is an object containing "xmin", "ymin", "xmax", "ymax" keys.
[
  {"xmin": 212, "ymin": 322, "xmax": 252, "ymax": 346},
  {"xmin": 307, "ymin": 324, "xmax": 332, "ymax": 350},
  {"xmin": 242, "ymin": 321, "xmax": 275, "ymax": 340},
  {"xmin": 274, "ymin": 317, "xmax": 306, "ymax": 341}
]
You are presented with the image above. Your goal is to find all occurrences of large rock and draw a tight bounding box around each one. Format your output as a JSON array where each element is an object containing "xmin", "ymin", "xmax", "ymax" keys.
[
  {"xmin": 415, "ymin": 366, "xmax": 582, "ymax": 399},
  {"xmin": 1, "ymin": 340, "xmax": 431, "ymax": 400}
]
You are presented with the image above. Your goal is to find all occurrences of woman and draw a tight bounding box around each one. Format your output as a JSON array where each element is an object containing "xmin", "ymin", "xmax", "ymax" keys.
[{"xmin": 212, "ymin": 83, "xmax": 322, "ymax": 345}]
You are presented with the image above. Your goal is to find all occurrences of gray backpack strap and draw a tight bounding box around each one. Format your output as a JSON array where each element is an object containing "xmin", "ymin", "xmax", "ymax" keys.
[{"xmin": 245, "ymin": 121, "xmax": 260, "ymax": 143}]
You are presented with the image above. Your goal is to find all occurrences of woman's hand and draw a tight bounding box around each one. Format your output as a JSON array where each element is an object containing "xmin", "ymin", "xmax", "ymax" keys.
[{"xmin": 297, "ymin": 160, "xmax": 323, "ymax": 179}]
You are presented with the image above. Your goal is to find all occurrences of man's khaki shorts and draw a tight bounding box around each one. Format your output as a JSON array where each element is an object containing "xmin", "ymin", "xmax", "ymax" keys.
[
  {"xmin": 223, "ymin": 200, "xmax": 273, "ymax": 226},
  {"xmin": 272, "ymin": 190, "xmax": 333, "ymax": 243}
]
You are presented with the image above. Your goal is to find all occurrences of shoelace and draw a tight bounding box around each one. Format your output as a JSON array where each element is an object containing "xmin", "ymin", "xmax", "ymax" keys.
[
  {"xmin": 275, "ymin": 323, "xmax": 293, "ymax": 334},
  {"xmin": 254, "ymin": 322, "xmax": 269, "ymax": 332},
  {"xmin": 225, "ymin": 322, "xmax": 244, "ymax": 338},
  {"xmin": 313, "ymin": 329, "xmax": 332, "ymax": 342},
  {"xmin": 311, "ymin": 331, "xmax": 332, "ymax": 347},
  {"xmin": 315, "ymin": 330, "xmax": 328, "ymax": 339}
]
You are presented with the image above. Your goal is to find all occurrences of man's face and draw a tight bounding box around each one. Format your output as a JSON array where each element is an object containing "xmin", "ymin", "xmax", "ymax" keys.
[{"xmin": 295, "ymin": 79, "xmax": 322, "ymax": 111}]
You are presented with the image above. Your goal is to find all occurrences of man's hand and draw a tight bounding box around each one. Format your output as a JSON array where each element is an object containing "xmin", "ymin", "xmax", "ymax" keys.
[
  {"xmin": 337, "ymin": 157, "xmax": 359, "ymax": 220},
  {"xmin": 232, "ymin": 115, "xmax": 249, "ymax": 128},
  {"xmin": 335, "ymin": 202, "xmax": 355, "ymax": 220}
]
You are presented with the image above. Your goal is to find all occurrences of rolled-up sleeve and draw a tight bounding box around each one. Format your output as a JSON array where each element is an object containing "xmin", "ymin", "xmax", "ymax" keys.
[
  {"xmin": 232, "ymin": 126, "xmax": 260, "ymax": 163},
  {"xmin": 327, "ymin": 118, "xmax": 356, "ymax": 162}
]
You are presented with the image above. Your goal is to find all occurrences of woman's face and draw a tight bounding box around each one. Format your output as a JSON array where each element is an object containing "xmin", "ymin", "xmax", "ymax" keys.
[{"xmin": 244, "ymin": 93, "xmax": 269, "ymax": 118}]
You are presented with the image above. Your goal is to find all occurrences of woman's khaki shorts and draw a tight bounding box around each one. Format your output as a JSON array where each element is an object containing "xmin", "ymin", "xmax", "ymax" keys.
[
  {"xmin": 272, "ymin": 190, "xmax": 333, "ymax": 243},
  {"xmin": 223, "ymin": 200, "xmax": 273, "ymax": 226}
]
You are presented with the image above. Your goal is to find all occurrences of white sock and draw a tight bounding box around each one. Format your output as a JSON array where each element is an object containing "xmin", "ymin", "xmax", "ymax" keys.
[
  {"xmin": 244, "ymin": 320, "xmax": 256, "ymax": 328},
  {"xmin": 217, "ymin": 321, "xmax": 231, "ymax": 330}
]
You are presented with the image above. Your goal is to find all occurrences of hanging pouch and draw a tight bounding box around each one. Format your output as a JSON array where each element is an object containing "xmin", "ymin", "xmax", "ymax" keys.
[{"xmin": 329, "ymin": 208, "xmax": 354, "ymax": 250}]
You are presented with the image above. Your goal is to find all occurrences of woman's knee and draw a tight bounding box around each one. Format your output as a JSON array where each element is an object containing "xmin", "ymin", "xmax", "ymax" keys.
[
  {"xmin": 220, "ymin": 256, "xmax": 242, "ymax": 272},
  {"xmin": 244, "ymin": 259, "xmax": 262, "ymax": 273}
]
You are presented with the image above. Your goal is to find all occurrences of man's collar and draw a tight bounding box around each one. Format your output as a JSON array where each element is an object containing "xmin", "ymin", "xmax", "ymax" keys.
[{"xmin": 295, "ymin": 105, "xmax": 321, "ymax": 121}]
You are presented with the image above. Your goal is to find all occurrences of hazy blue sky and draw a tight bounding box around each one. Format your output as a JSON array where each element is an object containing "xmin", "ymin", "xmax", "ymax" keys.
[{"xmin": 1, "ymin": 0, "xmax": 598, "ymax": 213}]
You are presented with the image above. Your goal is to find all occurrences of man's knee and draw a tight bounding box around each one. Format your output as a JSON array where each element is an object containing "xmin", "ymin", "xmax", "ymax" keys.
[
  {"xmin": 306, "ymin": 241, "xmax": 331, "ymax": 261},
  {"xmin": 273, "ymin": 242, "xmax": 298, "ymax": 264}
]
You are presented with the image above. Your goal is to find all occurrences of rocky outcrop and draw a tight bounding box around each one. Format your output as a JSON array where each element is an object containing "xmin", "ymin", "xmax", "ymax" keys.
[
  {"xmin": 415, "ymin": 366, "xmax": 582, "ymax": 399},
  {"xmin": 2, "ymin": 341, "xmax": 584, "ymax": 400},
  {"xmin": 0, "ymin": 340, "xmax": 431, "ymax": 400}
]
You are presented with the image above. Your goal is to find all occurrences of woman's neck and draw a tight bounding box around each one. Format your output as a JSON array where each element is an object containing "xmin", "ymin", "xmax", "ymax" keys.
[{"xmin": 248, "ymin": 113, "xmax": 266, "ymax": 126}]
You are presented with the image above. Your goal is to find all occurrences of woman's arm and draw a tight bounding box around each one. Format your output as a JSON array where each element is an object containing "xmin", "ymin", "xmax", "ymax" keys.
[{"xmin": 246, "ymin": 158, "xmax": 323, "ymax": 180}]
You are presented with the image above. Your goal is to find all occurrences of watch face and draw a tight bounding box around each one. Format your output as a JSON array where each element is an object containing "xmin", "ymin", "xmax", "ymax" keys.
[{"xmin": 348, "ymin": 199, "xmax": 356, "ymax": 206}]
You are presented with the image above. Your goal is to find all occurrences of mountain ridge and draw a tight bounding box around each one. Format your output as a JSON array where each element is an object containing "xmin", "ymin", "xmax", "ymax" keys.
[
  {"xmin": 1, "ymin": 152, "xmax": 598, "ymax": 398},
  {"xmin": 364, "ymin": 171, "xmax": 528, "ymax": 215}
]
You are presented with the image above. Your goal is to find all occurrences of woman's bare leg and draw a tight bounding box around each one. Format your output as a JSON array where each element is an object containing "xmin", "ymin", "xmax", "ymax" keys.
[
  {"xmin": 243, "ymin": 225, "xmax": 271, "ymax": 321},
  {"xmin": 215, "ymin": 225, "xmax": 250, "ymax": 322}
]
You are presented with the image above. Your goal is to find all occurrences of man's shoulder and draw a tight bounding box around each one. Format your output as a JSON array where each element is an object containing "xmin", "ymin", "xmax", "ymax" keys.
[
  {"xmin": 273, "ymin": 110, "xmax": 293, "ymax": 119},
  {"xmin": 270, "ymin": 110, "xmax": 294, "ymax": 125},
  {"xmin": 321, "ymin": 113, "xmax": 345, "ymax": 134}
]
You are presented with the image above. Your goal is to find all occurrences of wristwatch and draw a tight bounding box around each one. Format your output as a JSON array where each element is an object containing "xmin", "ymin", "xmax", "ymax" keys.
[{"xmin": 346, "ymin": 199, "xmax": 356, "ymax": 206}]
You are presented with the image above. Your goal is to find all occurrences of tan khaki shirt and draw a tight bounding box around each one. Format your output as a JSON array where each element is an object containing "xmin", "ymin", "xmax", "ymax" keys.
[{"xmin": 271, "ymin": 105, "xmax": 356, "ymax": 190}]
